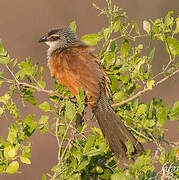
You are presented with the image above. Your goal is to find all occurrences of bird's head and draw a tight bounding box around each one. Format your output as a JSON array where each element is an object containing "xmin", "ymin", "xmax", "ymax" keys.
[{"xmin": 39, "ymin": 27, "xmax": 80, "ymax": 52}]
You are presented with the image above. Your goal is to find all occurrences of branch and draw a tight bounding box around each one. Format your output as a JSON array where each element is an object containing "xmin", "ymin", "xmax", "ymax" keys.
[
  {"xmin": 111, "ymin": 69, "xmax": 179, "ymax": 107},
  {"xmin": 0, "ymin": 75, "xmax": 59, "ymax": 96},
  {"xmin": 18, "ymin": 82, "xmax": 57, "ymax": 95}
]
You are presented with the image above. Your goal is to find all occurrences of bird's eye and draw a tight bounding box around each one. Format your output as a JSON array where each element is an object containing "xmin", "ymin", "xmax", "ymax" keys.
[{"xmin": 50, "ymin": 36, "xmax": 59, "ymax": 41}]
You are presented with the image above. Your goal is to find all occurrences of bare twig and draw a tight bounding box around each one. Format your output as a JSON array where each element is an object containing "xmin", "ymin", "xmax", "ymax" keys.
[
  {"xmin": 18, "ymin": 82, "xmax": 57, "ymax": 95},
  {"xmin": 0, "ymin": 75, "xmax": 59, "ymax": 96},
  {"xmin": 6, "ymin": 65, "xmax": 19, "ymax": 84},
  {"xmin": 112, "ymin": 68, "xmax": 179, "ymax": 107},
  {"xmin": 55, "ymin": 105, "xmax": 64, "ymax": 163}
]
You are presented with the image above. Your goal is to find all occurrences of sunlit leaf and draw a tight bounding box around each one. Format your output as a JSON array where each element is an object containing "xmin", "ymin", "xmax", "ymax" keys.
[
  {"xmin": 81, "ymin": 34, "xmax": 102, "ymax": 45},
  {"xmin": 38, "ymin": 101, "xmax": 50, "ymax": 112},
  {"xmin": 149, "ymin": 48, "xmax": 155, "ymax": 63},
  {"xmin": 69, "ymin": 21, "xmax": 77, "ymax": 32},
  {"xmin": 77, "ymin": 160, "xmax": 89, "ymax": 171},
  {"xmin": 147, "ymin": 80, "xmax": 155, "ymax": 90},
  {"xmin": 20, "ymin": 156, "xmax": 31, "ymax": 164},
  {"xmin": 166, "ymin": 37, "xmax": 179, "ymax": 56},
  {"xmin": 42, "ymin": 174, "xmax": 46, "ymax": 180},
  {"xmin": 6, "ymin": 161, "xmax": 19, "ymax": 174},
  {"xmin": 174, "ymin": 16, "xmax": 179, "ymax": 34},
  {"xmin": 120, "ymin": 39, "xmax": 130, "ymax": 58},
  {"xmin": 157, "ymin": 107, "xmax": 167, "ymax": 126},
  {"xmin": 84, "ymin": 134, "xmax": 95, "ymax": 153},
  {"xmin": 103, "ymin": 27, "xmax": 110, "ymax": 39},
  {"xmin": 131, "ymin": 20, "xmax": 140, "ymax": 35},
  {"xmin": 51, "ymin": 165, "xmax": 61, "ymax": 173},
  {"xmin": 169, "ymin": 101, "xmax": 179, "ymax": 120},
  {"xmin": 113, "ymin": 19, "xmax": 120, "ymax": 32},
  {"xmin": 65, "ymin": 101, "xmax": 76, "ymax": 121},
  {"xmin": 143, "ymin": 20, "xmax": 151, "ymax": 34}
]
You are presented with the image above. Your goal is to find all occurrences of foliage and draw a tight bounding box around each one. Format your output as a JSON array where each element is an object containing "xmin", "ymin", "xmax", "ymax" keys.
[{"xmin": 0, "ymin": 0, "xmax": 179, "ymax": 179}]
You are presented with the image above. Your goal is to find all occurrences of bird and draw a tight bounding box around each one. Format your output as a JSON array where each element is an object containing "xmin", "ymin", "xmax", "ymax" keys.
[{"xmin": 39, "ymin": 27, "xmax": 144, "ymax": 158}]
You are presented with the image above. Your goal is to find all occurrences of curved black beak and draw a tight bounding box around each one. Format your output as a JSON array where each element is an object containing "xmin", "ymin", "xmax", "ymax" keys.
[{"xmin": 39, "ymin": 36, "xmax": 47, "ymax": 43}]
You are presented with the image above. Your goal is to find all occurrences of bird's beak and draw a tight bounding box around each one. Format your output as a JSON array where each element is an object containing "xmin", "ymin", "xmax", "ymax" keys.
[{"xmin": 39, "ymin": 36, "xmax": 47, "ymax": 43}]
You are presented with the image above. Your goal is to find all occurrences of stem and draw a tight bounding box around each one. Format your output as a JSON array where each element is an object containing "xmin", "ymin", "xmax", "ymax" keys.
[{"xmin": 112, "ymin": 68, "xmax": 179, "ymax": 107}]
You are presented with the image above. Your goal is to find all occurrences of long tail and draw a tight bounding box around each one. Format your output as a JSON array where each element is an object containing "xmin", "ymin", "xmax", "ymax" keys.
[{"xmin": 92, "ymin": 91, "xmax": 144, "ymax": 158}]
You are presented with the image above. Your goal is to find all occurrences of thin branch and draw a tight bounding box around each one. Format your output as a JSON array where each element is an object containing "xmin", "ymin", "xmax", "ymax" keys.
[
  {"xmin": 18, "ymin": 82, "xmax": 57, "ymax": 95},
  {"xmin": 6, "ymin": 65, "xmax": 19, "ymax": 84},
  {"xmin": 112, "ymin": 68, "xmax": 179, "ymax": 107},
  {"xmin": 0, "ymin": 75, "xmax": 59, "ymax": 96},
  {"xmin": 55, "ymin": 105, "xmax": 63, "ymax": 164},
  {"xmin": 129, "ymin": 126, "xmax": 152, "ymax": 142}
]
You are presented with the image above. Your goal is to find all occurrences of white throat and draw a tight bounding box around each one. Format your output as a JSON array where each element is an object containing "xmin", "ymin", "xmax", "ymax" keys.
[{"xmin": 46, "ymin": 41, "xmax": 61, "ymax": 56}]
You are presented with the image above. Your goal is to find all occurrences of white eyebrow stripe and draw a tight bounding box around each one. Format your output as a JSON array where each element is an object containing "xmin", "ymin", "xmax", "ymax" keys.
[{"xmin": 49, "ymin": 34, "xmax": 60, "ymax": 37}]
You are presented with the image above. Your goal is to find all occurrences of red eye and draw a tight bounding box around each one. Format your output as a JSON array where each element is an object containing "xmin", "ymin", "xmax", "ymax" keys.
[{"xmin": 50, "ymin": 36, "xmax": 58, "ymax": 41}]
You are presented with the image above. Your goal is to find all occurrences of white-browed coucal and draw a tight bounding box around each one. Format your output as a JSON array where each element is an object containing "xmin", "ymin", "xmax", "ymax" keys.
[{"xmin": 39, "ymin": 27, "xmax": 144, "ymax": 158}]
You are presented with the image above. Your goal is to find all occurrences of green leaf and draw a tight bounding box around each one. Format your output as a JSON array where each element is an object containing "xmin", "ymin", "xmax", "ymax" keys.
[
  {"xmin": 166, "ymin": 37, "xmax": 179, "ymax": 56},
  {"xmin": 125, "ymin": 140, "xmax": 134, "ymax": 154},
  {"xmin": 159, "ymin": 147, "xmax": 167, "ymax": 164},
  {"xmin": 39, "ymin": 115, "xmax": 49, "ymax": 134},
  {"xmin": 38, "ymin": 101, "xmax": 50, "ymax": 112},
  {"xmin": 0, "ymin": 107, "xmax": 4, "ymax": 116},
  {"xmin": 133, "ymin": 99, "xmax": 138, "ymax": 112},
  {"xmin": 110, "ymin": 75, "xmax": 119, "ymax": 92},
  {"xmin": 69, "ymin": 21, "xmax": 77, "ymax": 32},
  {"xmin": 104, "ymin": 52, "xmax": 115, "ymax": 66},
  {"xmin": 120, "ymin": 39, "xmax": 130, "ymax": 58},
  {"xmin": 156, "ymin": 107, "xmax": 167, "ymax": 126},
  {"xmin": 25, "ymin": 96, "xmax": 37, "ymax": 105},
  {"xmin": 38, "ymin": 80, "xmax": 46, "ymax": 89},
  {"xmin": 39, "ymin": 66, "xmax": 44, "ymax": 80},
  {"xmin": 0, "ymin": 41, "xmax": 10, "ymax": 64},
  {"xmin": 143, "ymin": 20, "xmax": 151, "ymax": 34},
  {"xmin": 23, "ymin": 114, "xmax": 37, "ymax": 137},
  {"xmin": 136, "ymin": 104, "xmax": 146, "ymax": 115},
  {"xmin": 0, "ymin": 55, "xmax": 10, "ymax": 64},
  {"xmin": 18, "ymin": 61, "xmax": 33, "ymax": 76},
  {"xmin": 20, "ymin": 156, "xmax": 31, "ymax": 164},
  {"xmin": 42, "ymin": 174, "xmax": 46, "ymax": 180},
  {"xmin": 165, "ymin": 11, "xmax": 174, "ymax": 26},
  {"xmin": 113, "ymin": 19, "xmax": 120, "ymax": 32},
  {"xmin": 8, "ymin": 147, "xmax": 16, "ymax": 158},
  {"xmin": 39, "ymin": 115, "xmax": 49, "ymax": 124},
  {"xmin": 4, "ymin": 146, "xmax": 16, "ymax": 159},
  {"xmin": 6, "ymin": 161, "xmax": 19, "ymax": 174},
  {"xmin": 149, "ymin": 48, "xmax": 155, "ymax": 62},
  {"xmin": 81, "ymin": 34, "xmax": 102, "ymax": 45},
  {"xmin": 51, "ymin": 165, "xmax": 61, "ymax": 173},
  {"xmin": 147, "ymin": 80, "xmax": 155, "ymax": 90},
  {"xmin": 77, "ymin": 160, "xmax": 89, "ymax": 171},
  {"xmin": 169, "ymin": 101, "xmax": 179, "ymax": 120},
  {"xmin": 65, "ymin": 101, "xmax": 76, "ymax": 121},
  {"xmin": 0, "ymin": 41, "xmax": 6, "ymax": 55},
  {"xmin": 119, "ymin": 75, "xmax": 129, "ymax": 84},
  {"xmin": 0, "ymin": 93, "xmax": 10, "ymax": 104},
  {"xmin": 7, "ymin": 124, "xmax": 18, "ymax": 144},
  {"xmin": 111, "ymin": 173, "xmax": 128, "ymax": 180},
  {"xmin": 110, "ymin": 40, "xmax": 118, "ymax": 52},
  {"xmin": 131, "ymin": 20, "xmax": 140, "ymax": 35},
  {"xmin": 174, "ymin": 16, "xmax": 179, "ymax": 34},
  {"xmin": 12, "ymin": 58, "xmax": 18, "ymax": 69},
  {"xmin": 103, "ymin": 27, "xmax": 110, "ymax": 39},
  {"xmin": 96, "ymin": 166, "xmax": 103, "ymax": 173},
  {"xmin": 84, "ymin": 134, "xmax": 96, "ymax": 153},
  {"xmin": 113, "ymin": 91, "xmax": 126, "ymax": 102}
]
